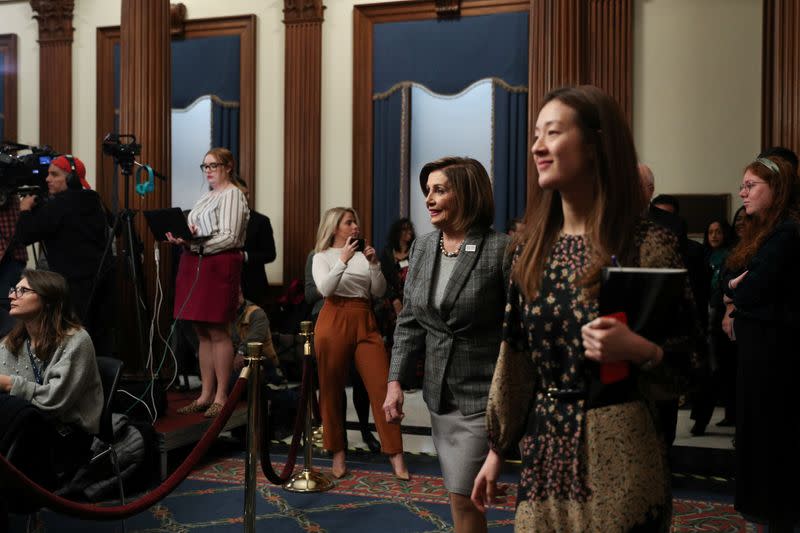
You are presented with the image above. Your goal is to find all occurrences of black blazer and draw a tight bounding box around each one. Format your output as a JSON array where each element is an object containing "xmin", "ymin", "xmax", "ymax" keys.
[{"xmin": 241, "ymin": 210, "xmax": 276, "ymax": 307}]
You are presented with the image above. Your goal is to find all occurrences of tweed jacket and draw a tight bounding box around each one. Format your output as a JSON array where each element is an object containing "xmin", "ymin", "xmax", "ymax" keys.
[{"xmin": 388, "ymin": 227, "xmax": 510, "ymax": 415}]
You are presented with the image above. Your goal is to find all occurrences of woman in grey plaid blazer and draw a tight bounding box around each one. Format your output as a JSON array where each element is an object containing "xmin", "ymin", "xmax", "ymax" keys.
[{"xmin": 384, "ymin": 156, "xmax": 509, "ymax": 533}]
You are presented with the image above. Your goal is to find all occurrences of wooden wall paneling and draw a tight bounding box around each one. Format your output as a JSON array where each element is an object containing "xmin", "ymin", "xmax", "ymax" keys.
[
  {"xmin": 31, "ymin": 0, "xmax": 75, "ymax": 153},
  {"xmin": 96, "ymin": 27, "xmax": 119, "ymax": 205},
  {"xmin": 283, "ymin": 0, "xmax": 324, "ymax": 284},
  {"xmin": 0, "ymin": 34, "xmax": 18, "ymax": 142},
  {"xmin": 762, "ymin": 0, "xmax": 800, "ymax": 155},
  {"xmin": 585, "ymin": 0, "xmax": 632, "ymax": 121},
  {"xmin": 117, "ymin": 0, "xmax": 172, "ymax": 370},
  {"xmin": 353, "ymin": 0, "xmax": 529, "ymax": 242},
  {"xmin": 352, "ymin": 6, "xmax": 373, "ymax": 243}
]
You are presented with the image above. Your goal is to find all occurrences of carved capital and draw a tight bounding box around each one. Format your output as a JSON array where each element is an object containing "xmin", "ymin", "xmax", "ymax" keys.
[
  {"xmin": 30, "ymin": 0, "xmax": 75, "ymax": 43},
  {"xmin": 283, "ymin": 0, "xmax": 325, "ymax": 24},
  {"xmin": 435, "ymin": 0, "xmax": 460, "ymax": 19},
  {"xmin": 170, "ymin": 3, "xmax": 188, "ymax": 37}
]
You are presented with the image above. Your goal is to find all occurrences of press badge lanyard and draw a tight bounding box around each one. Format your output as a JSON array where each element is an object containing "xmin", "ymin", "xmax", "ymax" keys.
[{"xmin": 26, "ymin": 339, "xmax": 45, "ymax": 385}]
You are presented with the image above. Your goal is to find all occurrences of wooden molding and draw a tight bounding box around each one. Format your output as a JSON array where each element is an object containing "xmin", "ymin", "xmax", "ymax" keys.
[
  {"xmin": 761, "ymin": 0, "xmax": 800, "ymax": 155},
  {"xmin": 435, "ymin": 0, "xmax": 461, "ymax": 18},
  {"xmin": 282, "ymin": 3, "xmax": 324, "ymax": 283},
  {"xmin": 30, "ymin": 0, "xmax": 75, "ymax": 43},
  {"xmin": 283, "ymin": 0, "xmax": 325, "ymax": 24},
  {"xmin": 0, "ymin": 34, "xmax": 18, "ymax": 142},
  {"xmin": 32, "ymin": 0, "xmax": 74, "ymax": 152},
  {"xmin": 96, "ymin": 15, "xmax": 257, "ymax": 207},
  {"xmin": 170, "ymin": 3, "xmax": 188, "ymax": 38}
]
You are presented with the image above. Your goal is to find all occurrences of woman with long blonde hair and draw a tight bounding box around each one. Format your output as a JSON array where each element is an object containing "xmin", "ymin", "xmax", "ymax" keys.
[{"xmin": 312, "ymin": 207, "xmax": 408, "ymax": 479}]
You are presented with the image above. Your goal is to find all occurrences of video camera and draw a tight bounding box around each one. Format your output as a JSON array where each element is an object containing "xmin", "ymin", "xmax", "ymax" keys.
[
  {"xmin": 102, "ymin": 133, "xmax": 141, "ymax": 175},
  {"xmin": 0, "ymin": 142, "xmax": 57, "ymax": 207}
]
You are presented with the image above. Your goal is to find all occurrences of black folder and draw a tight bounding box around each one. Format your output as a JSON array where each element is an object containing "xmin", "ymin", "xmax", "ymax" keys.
[
  {"xmin": 598, "ymin": 267, "xmax": 688, "ymax": 344},
  {"xmin": 143, "ymin": 207, "xmax": 208, "ymax": 242},
  {"xmin": 585, "ymin": 266, "xmax": 688, "ymax": 408}
]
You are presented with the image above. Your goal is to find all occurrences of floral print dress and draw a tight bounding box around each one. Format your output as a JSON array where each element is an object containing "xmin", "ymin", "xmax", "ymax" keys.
[{"xmin": 487, "ymin": 221, "xmax": 693, "ymax": 532}]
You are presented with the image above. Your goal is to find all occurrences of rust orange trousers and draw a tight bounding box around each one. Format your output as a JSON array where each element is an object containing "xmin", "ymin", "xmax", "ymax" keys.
[{"xmin": 314, "ymin": 296, "xmax": 403, "ymax": 454}]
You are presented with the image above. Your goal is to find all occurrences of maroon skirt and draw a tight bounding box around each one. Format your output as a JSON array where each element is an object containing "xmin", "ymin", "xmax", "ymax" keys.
[{"xmin": 174, "ymin": 249, "xmax": 242, "ymax": 324}]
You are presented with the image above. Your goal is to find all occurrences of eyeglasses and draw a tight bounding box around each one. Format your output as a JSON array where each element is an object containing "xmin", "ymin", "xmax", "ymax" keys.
[
  {"xmin": 8, "ymin": 286, "xmax": 36, "ymax": 298},
  {"xmin": 200, "ymin": 163, "xmax": 225, "ymax": 172},
  {"xmin": 739, "ymin": 180, "xmax": 766, "ymax": 193}
]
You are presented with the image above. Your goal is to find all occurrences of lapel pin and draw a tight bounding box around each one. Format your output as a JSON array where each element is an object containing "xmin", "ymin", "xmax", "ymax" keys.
[{"xmin": 465, "ymin": 244, "xmax": 477, "ymax": 252}]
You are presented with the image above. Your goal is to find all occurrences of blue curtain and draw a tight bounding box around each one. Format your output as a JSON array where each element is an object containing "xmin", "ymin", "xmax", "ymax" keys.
[
  {"xmin": 493, "ymin": 81, "xmax": 528, "ymax": 231},
  {"xmin": 171, "ymin": 37, "xmax": 239, "ymax": 108},
  {"xmin": 372, "ymin": 85, "xmax": 411, "ymax": 254},
  {"xmin": 373, "ymin": 12, "xmax": 528, "ymax": 94},
  {"xmin": 372, "ymin": 12, "xmax": 529, "ymax": 236},
  {"xmin": 211, "ymin": 98, "xmax": 240, "ymax": 166},
  {"xmin": 113, "ymin": 36, "xmax": 241, "ymax": 155}
]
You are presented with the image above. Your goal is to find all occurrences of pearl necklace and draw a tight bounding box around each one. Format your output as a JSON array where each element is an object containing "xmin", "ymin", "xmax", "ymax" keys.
[{"xmin": 439, "ymin": 234, "xmax": 463, "ymax": 257}]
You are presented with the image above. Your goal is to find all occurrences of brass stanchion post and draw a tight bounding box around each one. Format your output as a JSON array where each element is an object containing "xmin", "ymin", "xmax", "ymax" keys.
[
  {"xmin": 284, "ymin": 321, "xmax": 334, "ymax": 492},
  {"xmin": 244, "ymin": 341, "xmax": 264, "ymax": 532}
]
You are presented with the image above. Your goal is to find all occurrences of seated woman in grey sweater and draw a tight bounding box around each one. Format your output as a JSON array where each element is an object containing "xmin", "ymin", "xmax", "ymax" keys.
[{"xmin": 0, "ymin": 269, "xmax": 102, "ymax": 475}]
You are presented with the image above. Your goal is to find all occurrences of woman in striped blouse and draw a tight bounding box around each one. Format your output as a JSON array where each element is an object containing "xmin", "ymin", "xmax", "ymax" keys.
[{"xmin": 167, "ymin": 147, "xmax": 249, "ymax": 418}]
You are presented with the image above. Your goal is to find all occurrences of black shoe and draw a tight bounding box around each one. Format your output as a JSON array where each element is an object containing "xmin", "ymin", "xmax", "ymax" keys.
[
  {"xmin": 715, "ymin": 418, "xmax": 735, "ymax": 427},
  {"xmin": 690, "ymin": 423, "xmax": 706, "ymax": 436},
  {"xmin": 361, "ymin": 429, "xmax": 381, "ymax": 453}
]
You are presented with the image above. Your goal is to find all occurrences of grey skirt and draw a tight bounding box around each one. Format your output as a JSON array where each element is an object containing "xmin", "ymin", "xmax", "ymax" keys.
[{"xmin": 430, "ymin": 408, "xmax": 489, "ymax": 496}]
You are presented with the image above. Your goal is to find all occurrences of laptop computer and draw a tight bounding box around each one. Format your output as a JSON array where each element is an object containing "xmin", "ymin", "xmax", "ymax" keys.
[{"xmin": 143, "ymin": 207, "xmax": 210, "ymax": 242}]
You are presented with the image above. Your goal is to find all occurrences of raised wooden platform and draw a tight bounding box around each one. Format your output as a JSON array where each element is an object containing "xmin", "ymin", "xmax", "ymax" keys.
[{"xmin": 153, "ymin": 390, "xmax": 248, "ymax": 480}]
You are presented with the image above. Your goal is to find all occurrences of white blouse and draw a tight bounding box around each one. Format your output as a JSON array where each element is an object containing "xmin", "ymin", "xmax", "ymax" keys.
[{"xmin": 312, "ymin": 247, "xmax": 386, "ymax": 299}]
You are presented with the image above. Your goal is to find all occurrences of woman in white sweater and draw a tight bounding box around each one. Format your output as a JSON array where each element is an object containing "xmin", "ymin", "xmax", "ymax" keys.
[
  {"xmin": 167, "ymin": 147, "xmax": 249, "ymax": 418},
  {"xmin": 312, "ymin": 207, "xmax": 407, "ymax": 479}
]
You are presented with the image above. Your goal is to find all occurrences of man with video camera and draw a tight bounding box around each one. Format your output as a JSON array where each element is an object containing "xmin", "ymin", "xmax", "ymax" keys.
[{"xmin": 14, "ymin": 154, "xmax": 114, "ymax": 356}]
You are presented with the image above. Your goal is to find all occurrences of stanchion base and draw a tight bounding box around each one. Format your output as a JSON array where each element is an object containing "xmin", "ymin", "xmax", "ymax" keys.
[
  {"xmin": 283, "ymin": 468, "xmax": 335, "ymax": 493},
  {"xmin": 311, "ymin": 425, "xmax": 324, "ymax": 448}
]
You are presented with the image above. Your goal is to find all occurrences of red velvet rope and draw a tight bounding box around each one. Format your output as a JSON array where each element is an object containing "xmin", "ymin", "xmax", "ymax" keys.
[
  {"xmin": 0, "ymin": 377, "xmax": 248, "ymax": 520},
  {"xmin": 259, "ymin": 353, "xmax": 311, "ymax": 485}
]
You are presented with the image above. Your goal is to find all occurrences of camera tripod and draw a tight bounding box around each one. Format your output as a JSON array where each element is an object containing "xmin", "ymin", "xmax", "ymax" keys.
[{"xmin": 89, "ymin": 157, "xmax": 159, "ymax": 371}]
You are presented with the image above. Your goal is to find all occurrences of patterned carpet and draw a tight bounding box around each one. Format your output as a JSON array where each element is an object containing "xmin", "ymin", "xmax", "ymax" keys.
[{"xmin": 13, "ymin": 454, "xmax": 759, "ymax": 532}]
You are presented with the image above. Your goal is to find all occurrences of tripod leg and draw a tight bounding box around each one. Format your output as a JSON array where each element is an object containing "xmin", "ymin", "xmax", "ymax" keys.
[{"xmin": 122, "ymin": 211, "xmax": 150, "ymax": 371}]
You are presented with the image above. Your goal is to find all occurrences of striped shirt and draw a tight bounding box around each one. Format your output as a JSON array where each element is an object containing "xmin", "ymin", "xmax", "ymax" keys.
[{"xmin": 187, "ymin": 186, "xmax": 249, "ymax": 254}]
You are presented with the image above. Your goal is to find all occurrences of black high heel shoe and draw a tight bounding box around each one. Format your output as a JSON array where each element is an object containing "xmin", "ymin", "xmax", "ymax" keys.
[{"xmin": 361, "ymin": 428, "xmax": 381, "ymax": 453}]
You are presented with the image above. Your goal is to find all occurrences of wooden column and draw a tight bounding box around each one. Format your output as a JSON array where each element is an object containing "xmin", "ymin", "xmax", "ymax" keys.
[
  {"xmin": 0, "ymin": 35, "xmax": 18, "ymax": 142},
  {"xmin": 30, "ymin": 0, "xmax": 74, "ymax": 153},
  {"xmin": 586, "ymin": 0, "xmax": 633, "ymax": 121},
  {"xmin": 118, "ymin": 0, "xmax": 172, "ymax": 370},
  {"xmin": 762, "ymin": 0, "xmax": 800, "ymax": 154},
  {"xmin": 283, "ymin": 0, "xmax": 324, "ymax": 283}
]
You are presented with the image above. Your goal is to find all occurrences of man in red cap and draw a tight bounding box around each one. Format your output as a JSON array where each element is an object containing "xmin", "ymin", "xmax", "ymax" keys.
[{"xmin": 15, "ymin": 154, "xmax": 113, "ymax": 356}]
